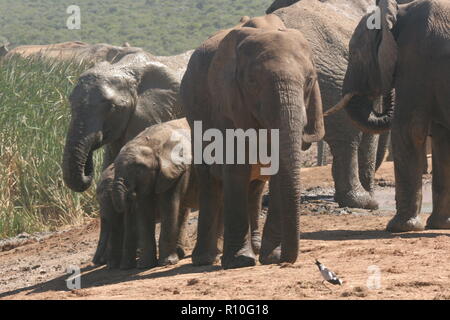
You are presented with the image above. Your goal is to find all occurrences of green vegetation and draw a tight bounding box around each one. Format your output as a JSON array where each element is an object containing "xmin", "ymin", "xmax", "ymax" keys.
[
  {"xmin": 0, "ymin": 56, "xmax": 103, "ymax": 238},
  {"xmin": 0, "ymin": 0, "xmax": 272, "ymax": 55},
  {"xmin": 0, "ymin": 1, "xmax": 274, "ymax": 238}
]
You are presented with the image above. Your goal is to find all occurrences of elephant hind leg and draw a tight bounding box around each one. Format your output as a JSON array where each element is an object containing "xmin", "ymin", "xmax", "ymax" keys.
[
  {"xmin": 386, "ymin": 116, "xmax": 429, "ymax": 232},
  {"xmin": 328, "ymin": 137, "xmax": 378, "ymax": 210},
  {"xmin": 426, "ymin": 122, "xmax": 450, "ymax": 229}
]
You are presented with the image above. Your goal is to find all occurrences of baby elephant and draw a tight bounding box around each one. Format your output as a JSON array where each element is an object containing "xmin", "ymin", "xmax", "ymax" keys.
[
  {"xmin": 110, "ymin": 118, "xmax": 197, "ymax": 269},
  {"xmin": 94, "ymin": 118, "xmax": 264, "ymax": 269}
]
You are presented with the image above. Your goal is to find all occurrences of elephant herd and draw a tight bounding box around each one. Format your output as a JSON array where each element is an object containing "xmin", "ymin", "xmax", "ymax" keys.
[{"xmin": 58, "ymin": 0, "xmax": 449, "ymax": 270}]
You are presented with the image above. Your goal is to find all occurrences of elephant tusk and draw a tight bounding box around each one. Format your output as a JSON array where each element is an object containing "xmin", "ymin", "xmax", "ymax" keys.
[{"xmin": 323, "ymin": 93, "xmax": 355, "ymax": 117}]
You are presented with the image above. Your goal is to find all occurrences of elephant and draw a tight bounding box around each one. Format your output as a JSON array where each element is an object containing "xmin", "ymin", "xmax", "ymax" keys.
[
  {"xmin": 2, "ymin": 41, "xmax": 143, "ymax": 64},
  {"xmin": 330, "ymin": 0, "xmax": 450, "ymax": 232},
  {"xmin": 181, "ymin": 15, "xmax": 324, "ymax": 269},
  {"xmin": 94, "ymin": 118, "xmax": 265, "ymax": 269},
  {"xmin": 62, "ymin": 51, "xmax": 183, "ymax": 193},
  {"xmin": 108, "ymin": 118, "xmax": 196, "ymax": 269},
  {"xmin": 263, "ymin": 0, "xmax": 416, "ymax": 209},
  {"xmin": 61, "ymin": 52, "xmax": 184, "ymax": 265}
]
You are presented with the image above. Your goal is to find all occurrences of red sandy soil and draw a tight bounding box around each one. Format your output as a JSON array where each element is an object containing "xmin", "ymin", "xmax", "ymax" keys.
[{"xmin": 1, "ymin": 158, "xmax": 449, "ymax": 300}]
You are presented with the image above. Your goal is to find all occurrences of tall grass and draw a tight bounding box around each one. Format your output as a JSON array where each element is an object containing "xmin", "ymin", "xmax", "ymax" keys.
[{"xmin": 0, "ymin": 56, "xmax": 103, "ymax": 238}]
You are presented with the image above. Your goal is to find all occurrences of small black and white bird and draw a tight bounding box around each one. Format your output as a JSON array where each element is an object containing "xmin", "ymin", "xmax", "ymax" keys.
[{"xmin": 315, "ymin": 260, "xmax": 343, "ymax": 285}]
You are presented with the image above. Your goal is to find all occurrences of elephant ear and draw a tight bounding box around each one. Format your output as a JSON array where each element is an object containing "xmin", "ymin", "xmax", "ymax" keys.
[
  {"xmin": 302, "ymin": 76, "xmax": 325, "ymax": 149},
  {"xmin": 155, "ymin": 131, "xmax": 191, "ymax": 194},
  {"xmin": 208, "ymin": 28, "xmax": 258, "ymax": 126},
  {"xmin": 136, "ymin": 61, "xmax": 183, "ymax": 119},
  {"xmin": 377, "ymin": 0, "xmax": 398, "ymax": 94}
]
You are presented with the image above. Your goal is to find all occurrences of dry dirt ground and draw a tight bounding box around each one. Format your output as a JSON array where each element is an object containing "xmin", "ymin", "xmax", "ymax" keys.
[{"xmin": 1, "ymin": 158, "xmax": 449, "ymax": 300}]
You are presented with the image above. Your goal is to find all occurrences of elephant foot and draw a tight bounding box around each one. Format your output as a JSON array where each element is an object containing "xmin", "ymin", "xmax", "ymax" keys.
[
  {"xmin": 335, "ymin": 191, "xmax": 379, "ymax": 210},
  {"xmin": 386, "ymin": 215, "xmax": 425, "ymax": 233},
  {"xmin": 221, "ymin": 248, "xmax": 256, "ymax": 270},
  {"xmin": 137, "ymin": 253, "xmax": 158, "ymax": 269},
  {"xmin": 107, "ymin": 259, "xmax": 121, "ymax": 270},
  {"xmin": 192, "ymin": 249, "xmax": 220, "ymax": 266},
  {"xmin": 426, "ymin": 215, "xmax": 450, "ymax": 230},
  {"xmin": 92, "ymin": 254, "xmax": 106, "ymax": 266},
  {"xmin": 159, "ymin": 253, "xmax": 180, "ymax": 266},
  {"xmin": 120, "ymin": 256, "xmax": 137, "ymax": 270},
  {"xmin": 176, "ymin": 246, "xmax": 186, "ymax": 260},
  {"xmin": 259, "ymin": 246, "xmax": 281, "ymax": 265},
  {"xmin": 251, "ymin": 234, "xmax": 262, "ymax": 255}
]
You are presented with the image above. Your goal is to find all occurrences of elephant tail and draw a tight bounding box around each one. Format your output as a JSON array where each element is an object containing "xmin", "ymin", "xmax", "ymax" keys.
[{"xmin": 376, "ymin": 131, "xmax": 390, "ymax": 172}]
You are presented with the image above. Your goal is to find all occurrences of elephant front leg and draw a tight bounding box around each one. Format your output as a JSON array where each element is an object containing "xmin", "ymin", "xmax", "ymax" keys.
[
  {"xmin": 192, "ymin": 165, "xmax": 222, "ymax": 266},
  {"xmin": 248, "ymin": 180, "xmax": 266, "ymax": 255},
  {"xmin": 386, "ymin": 122, "xmax": 427, "ymax": 232},
  {"xmin": 329, "ymin": 136, "xmax": 378, "ymax": 210},
  {"xmin": 358, "ymin": 132, "xmax": 378, "ymax": 198},
  {"xmin": 260, "ymin": 175, "xmax": 282, "ymax": 265},
  {"xmin": 120, "ymin": 207, "xmax": 138, "ymax": 269},
  {"xmin": 106, "ymin": 207, "xmax": 124, "ymax": 269},
  {"xmin": 176, "ymin": 207, "xmax": 191, "ymax": 260},
  {"xmin": 221, "ymin": 165, "xmax": 256, "ymax": 269},
  {"xmin": 158, "ymin": 191, "xmax": 183, "ymax": 266},
  {"xmin": 426, "ymin": 123, "xmax": 450, "ymax": 229},
  {"xmin": 136, "ymin": 196, "xmax": 157, "ymax": 269}
]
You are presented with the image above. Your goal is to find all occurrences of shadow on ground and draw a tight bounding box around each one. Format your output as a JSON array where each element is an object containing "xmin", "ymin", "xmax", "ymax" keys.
[{"xmin": 0, "ymin": 260, "xmax": 221, "ymax": 299}]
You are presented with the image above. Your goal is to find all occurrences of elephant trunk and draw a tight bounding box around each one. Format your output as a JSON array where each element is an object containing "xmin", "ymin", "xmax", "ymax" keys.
[
  {"xmin": 276, "ymin": 94, "xmax": 303, "ymax": 263},
  {"xmin": 62, "ymin": 119, "xmax": 103, "ymax": 192},
  {"xmin": 345, "ymin": 90, "xmax": 395, "ymax": 134},
  {"xmin": 112, "ymin": 167, "xmax": 135, "ymax": 214}
]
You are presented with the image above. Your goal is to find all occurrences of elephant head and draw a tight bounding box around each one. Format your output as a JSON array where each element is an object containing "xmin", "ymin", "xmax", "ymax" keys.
[
  {"xmin": 329, "ymin": 0, "xmax": 406, "ymax": 133},
  {"xmin": 112, "ymin": 122, "xmax": 192, "ymax": 213},
  {"xmin": 209, "ymin": 27, "xmax": 324, "ymax": 262},
  {"xmin": 62, "ymin": 53, "xmax": 181, "ymax": 192},
  {"xmin": 266, "ymin": 0, "xmax": 299, "ymax": 14}
]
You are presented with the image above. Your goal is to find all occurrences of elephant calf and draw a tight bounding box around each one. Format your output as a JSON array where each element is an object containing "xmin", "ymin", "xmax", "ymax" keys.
[
  {"xmin": 95, "ymin": 118, "xmax": 197, "ymax": 269},
  {"xmin": 95, "ymin": 118, "xmax": 265, "ymax": 269}
]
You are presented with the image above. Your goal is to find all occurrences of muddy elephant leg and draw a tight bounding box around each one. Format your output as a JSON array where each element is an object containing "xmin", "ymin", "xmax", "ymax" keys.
[
  {"xmin": 328, "ymin": 134, "xmax": 378, "ymax": 210},
  {"xmin": 426, "ymin": 123, "xmax": 450, "ymax": 229},
  {"xmin": 158, "ymin": 190, "xmax": 182, "ymax": 266},
  {"xmin": 248, "ymin": 180, "xmax": 265, "ymax": 255},
  {"xmin": 221, "ymin": 164, "xmax": 255, "ymax": 269},
  {"xmin": 358, "ymin": 132, "xmax": 379, "ymax": 198},
  {"xmin": 93, "ymin": 198, "xmax": 111, "ymax": 266},
  {"xmin": 176, "ymin": 207, "xmax": 190, "ymax": 260},
  {"xmin": 106, "ymin": 209, "xmax": 123, "ymax": 269},
  {"xmin": 260, "ymin": 175, "xmax": 282, "ymax": 265},
  {"xmin": 120, "ymin": 206, "xmax": 137, "ymax": 269},
  {"xmin": 192, "ymin": 165, "xmax": 222, "ymax": 266},
  {"xmin": 136, "ymin": 195, "xmax": 157, "ymax": 269},
  {"xmin": 386, "ymin": 119, "xmax": 428, "ymax": 232}
]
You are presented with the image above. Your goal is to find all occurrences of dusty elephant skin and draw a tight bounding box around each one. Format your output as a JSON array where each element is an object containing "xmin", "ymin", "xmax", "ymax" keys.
[
  {"xmin": 337, "ymin": 0, "xmax": 450, "ymax": 232},
  {"xmin": 265, "ymin": 0, "xmax": 410, "ymax": 210},
  {"xmin": 181, "ymin": 15, "xmax": 324, "ymax": 269},
  {"xmin": 109, "ymin": 119, "xmax": 196, "ymax": 270},
  {"xmin": 96, "ymin": 119, "xmax": 264, "ymax": 270},
  {"xmin": 1, "ymin": 41, "xmax": 144, "ymax": 64},
  {"xmin": 61, "ymin": 52, "xmax": 184, "ymax": 265}
]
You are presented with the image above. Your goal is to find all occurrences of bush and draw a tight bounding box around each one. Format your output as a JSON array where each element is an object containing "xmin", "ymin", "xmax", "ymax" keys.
[{"xmin": 0, "ymin": 56, "xmax": 103, "ymax": 238}]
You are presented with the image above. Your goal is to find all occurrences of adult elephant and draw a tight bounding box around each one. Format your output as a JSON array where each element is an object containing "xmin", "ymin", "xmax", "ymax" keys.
[
  {"xmin": 181, "ymin": 16, "xmax": 324, "ymax": 269},
  {"xmin": 332, "ymin": 0, "xmax": 450, "ymax": 232},
  {"xmin": 62, "ymin": 51, "xmax": 183, "ymax": 193},
  {"xmin": 265, "ymin": 0, "xmax": 411, "ymax": 209},
  {"xmin": 2, "ymin": 41, "xmax": 143, "ymax": 64}
]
